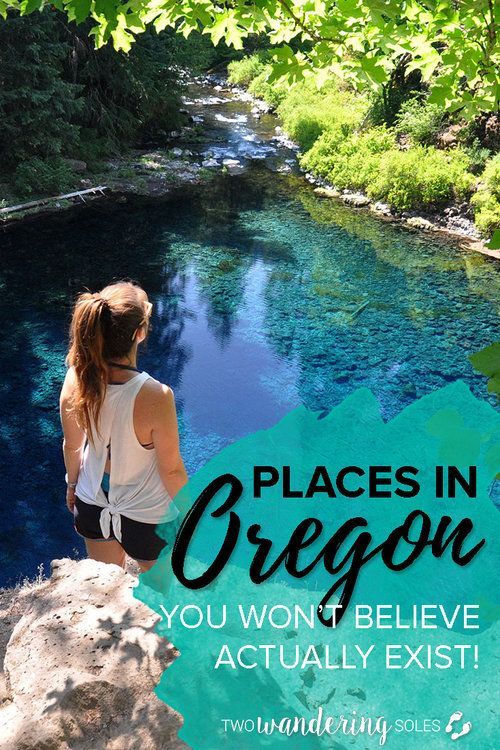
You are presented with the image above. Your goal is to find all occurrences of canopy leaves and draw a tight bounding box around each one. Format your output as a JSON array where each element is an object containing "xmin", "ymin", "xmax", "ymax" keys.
[{"xmin": 3, "ymin": 0, "xmax": 499, "ymax": 116}]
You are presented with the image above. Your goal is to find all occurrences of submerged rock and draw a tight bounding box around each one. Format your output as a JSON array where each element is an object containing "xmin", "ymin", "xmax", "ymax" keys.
[
  {"xmin": 0, "ymin": 558, "xmax": 183, "ymax": 750},
  {"xmin": 222, "ymin": 158, "xmax": 245, "ymax": 174},
  {"xmin": 314, "ymin": 186, "xmax": 341, "ymax": 198}
]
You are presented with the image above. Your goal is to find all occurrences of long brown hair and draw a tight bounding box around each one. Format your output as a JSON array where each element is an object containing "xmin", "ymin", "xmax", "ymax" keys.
[{"xmin": 67, "ymin": 281, "xmax": 152, "ymax": 440}]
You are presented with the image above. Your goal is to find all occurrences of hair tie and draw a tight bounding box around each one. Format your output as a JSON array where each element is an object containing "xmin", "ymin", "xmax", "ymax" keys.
[{"xmin": 92, "ymin": 293, "xmax": 109, "ymax": 309}]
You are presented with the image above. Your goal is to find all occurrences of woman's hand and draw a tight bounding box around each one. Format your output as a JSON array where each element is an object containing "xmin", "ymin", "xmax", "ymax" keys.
[{"xmin": 66, "ymin": 485, "xmax": 76, "ymax": 513}]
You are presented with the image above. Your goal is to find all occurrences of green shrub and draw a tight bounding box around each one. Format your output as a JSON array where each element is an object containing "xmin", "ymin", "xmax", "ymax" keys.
[
  {"xmin": 230, "ymin": 55, "xmax": 482, "ymax": 218},
  {"xmin": 471, "ymin": 154, "xmax": 500, "ymax": 234},
  {"xmin": 227, "ymin": 54, "xmax": 267, "ymax": 86},
  {"xmin": 305, "ymin": 138, "xmax": 475, "ymax": 211},
  {"xmin": 277, "ymin": 80, "xmax": 368, "ymax": 151},
  {"xmin": 464, "ymin": 138, "xmax": 491, "ymax": 175},
  {"xmin": 481, "ymin": 153, "xmax": 500, "ymax": 196},
  {"xmin": 472, "ymin": 192, "xmax": 500, "ymax": 234},
  {"xmin": 287, "ymin": 115, "xmax": 326, "ymax": 152},
  {"xmin": 394, "ymin": 97, "xmax": 444, "ymax": 145},
  {"xmin": 299, "ymin": 126, "xmax": 345, "ymax": 176},
  {"xmin": 248, "ymin": 66, "xmax": 288, "ymax": 109},
  {"xmin": 13, "ymin": 157, "xmax": 75, "ymax": 197},
  {"xmin": 302, "ymin": 127, "xmax": 395, "ymax": 190},
  {"xmin": 368, "ymin": 147, "xmax": 474, "ymax": 210}
]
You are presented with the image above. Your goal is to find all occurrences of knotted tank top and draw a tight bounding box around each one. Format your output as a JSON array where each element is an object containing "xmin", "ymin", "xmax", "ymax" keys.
[{"xmin": 75, "ymin": 371, "xmax": 178, "ymax": 542}]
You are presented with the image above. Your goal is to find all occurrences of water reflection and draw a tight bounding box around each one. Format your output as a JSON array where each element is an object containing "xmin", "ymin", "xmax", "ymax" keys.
[{"xmin": 0, "ymin": 166, "xmax": 498, "ymax": 584}]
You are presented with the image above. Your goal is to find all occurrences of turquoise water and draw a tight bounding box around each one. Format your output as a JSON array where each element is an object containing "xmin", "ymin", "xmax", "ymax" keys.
[{"xmin": 0, "ymin": 166, "xmax": 498, "ymax": 585}]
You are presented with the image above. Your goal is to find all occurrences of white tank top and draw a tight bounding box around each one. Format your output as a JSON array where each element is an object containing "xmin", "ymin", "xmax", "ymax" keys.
[{"xmin": 76, "ymin": 371, "xmax": 178, "ymax": 542}]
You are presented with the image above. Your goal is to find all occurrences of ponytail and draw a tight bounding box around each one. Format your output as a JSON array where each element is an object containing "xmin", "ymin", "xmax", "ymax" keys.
[
  {"xmin": 66, "ymin": 281, "xmax": 151, "ymax": 442},
  {"xmin": 67, "ymin": 293, "xmax": 110, "ymax": 442}
]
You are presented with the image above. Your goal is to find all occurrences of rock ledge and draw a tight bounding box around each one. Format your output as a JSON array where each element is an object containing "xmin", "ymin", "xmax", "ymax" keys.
[{"xmin": 0, "ymin": 558, "xmax": 183, "ymax": 750}]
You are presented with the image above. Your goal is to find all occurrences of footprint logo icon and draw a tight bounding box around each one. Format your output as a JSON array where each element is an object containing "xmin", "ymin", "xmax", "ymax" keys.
[{"xmin": 446, "ymin": 712, "xmax": 472, "ymax": 741}]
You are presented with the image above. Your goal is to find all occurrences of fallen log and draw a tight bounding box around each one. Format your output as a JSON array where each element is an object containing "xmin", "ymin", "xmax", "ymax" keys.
[{"xmin": 0, "ymin": 186, "xmax": 109, "ymax": 216}]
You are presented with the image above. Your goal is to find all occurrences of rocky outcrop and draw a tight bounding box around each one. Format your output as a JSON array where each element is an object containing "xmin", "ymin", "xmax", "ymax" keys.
[
  {"xmin": 0, "ymin": 558, "xmax": 184, "ymax": 750},
  {"xmin": 436, "ymin": 124, "xmax": 463, "ymax": 149}
]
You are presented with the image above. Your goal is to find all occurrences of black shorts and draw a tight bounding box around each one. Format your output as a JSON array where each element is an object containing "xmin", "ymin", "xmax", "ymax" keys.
[{"xmin": 74, "ymin": 496, "xmax": 168, "ymax": 561}]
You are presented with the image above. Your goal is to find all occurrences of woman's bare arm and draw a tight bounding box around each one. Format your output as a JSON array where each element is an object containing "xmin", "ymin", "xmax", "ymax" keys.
[
  {"xmin": 151, "ymin": 385, "xmax": 188, "ymax": 499},
  {"xmin": 59, "ymin": 368, "xmax": 86, "ymax": 511}
]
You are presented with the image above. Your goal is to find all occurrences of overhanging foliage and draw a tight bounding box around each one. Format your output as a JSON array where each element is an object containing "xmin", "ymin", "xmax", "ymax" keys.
[{"xmin": 3, "ymin": 0, "xmax": 499, "ymax": 117}]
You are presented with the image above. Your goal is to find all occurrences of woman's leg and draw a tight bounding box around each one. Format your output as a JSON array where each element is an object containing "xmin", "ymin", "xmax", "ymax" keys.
[
  {"xmin": 136, "ymin": 559, "xmax": 157, "ymax": 573},
  {"xmin": 85, "ymin": 538, "xmax": 126, "ymax": 568}
]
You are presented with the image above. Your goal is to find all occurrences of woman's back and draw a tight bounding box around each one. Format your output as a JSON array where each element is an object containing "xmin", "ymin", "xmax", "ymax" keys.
[
  {"xmin": 76, "ymin": 371, "xmax": 177, "ymax": 540},
  {"xmin": 60, "ymin": 281, "xmax": 187, "ymax": 571}
]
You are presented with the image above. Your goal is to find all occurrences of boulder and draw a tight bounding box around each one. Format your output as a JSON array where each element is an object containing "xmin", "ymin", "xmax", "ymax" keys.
[
  {"xmin": 406, "ymin": 216, "xmax": 436, "ymax": 231},
  {"xmin": 371, "ymin": 201, "xmax": 392, "ymax": 216},
  {"xmin": 483, "ymin": 114, "xmax": 500, "ymax": 151},
  {"xmin": 314, "ymin": 186, "xmax": 341, "ymax": 198},
  {"xmin": 437, "ymin": 124, "xmax": 463, "ymax": 149},
  {"xmin": 222, "ymin": 158, "xmax": 245, "ymax": 175},
  {"xmin": 64, "ymin": 159, "xmax": 87, "ymax": 174},
  {"xmin": 341, "ymin": 193, "xmax": 371, "ymax": 208},
  {"xmin": 201, "ymin": 158, "xmax": 219, "ymax": 168},
  {"xmin": 263, "ymin": 156, "xmax": 282, "ymax": 173},
  {"xmin": 0, "ymin": 558, "xmax": 184, "ymax": 750}
]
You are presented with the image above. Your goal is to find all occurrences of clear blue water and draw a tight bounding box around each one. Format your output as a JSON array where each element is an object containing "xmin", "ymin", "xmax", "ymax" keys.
[{"xmin": 0, "ymin": 166, "xmax": 498, "ymax": 586}]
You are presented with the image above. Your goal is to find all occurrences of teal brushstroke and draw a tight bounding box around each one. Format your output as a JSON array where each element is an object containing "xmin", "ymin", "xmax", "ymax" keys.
[{"xmin": 136, "ymin": 382, "xmax": 499, "ymax": 749}]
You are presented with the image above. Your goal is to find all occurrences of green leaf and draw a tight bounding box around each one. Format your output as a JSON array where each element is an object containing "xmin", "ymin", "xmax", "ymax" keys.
[
  {"xmin": 469, "ymin": 343, "xmax": 500, "ymax": 397},
  {"xmin": 428, "ymin": 85, "xmax": 450, "ymax": 106},
  {"xmin": 93, "ymin": 0, "xmax": 115, "ymax": 19},
  {"xmin": 20, "ymin": 0, "xmax": 44, "ymax": 13},
  {"xmin": 337, "ymin": 0, "xmax": 363, "ymax": 18},
  {"xmin": 361, "ymin": 55, "xmax": 388, "ymax": 84},
  {"xmin": 487, "ymin": 229, "xmax": 500, "ymax": 250},
  {"xmin": 64, "ymin": 0, "xmax": 92, "ymax": 24}
]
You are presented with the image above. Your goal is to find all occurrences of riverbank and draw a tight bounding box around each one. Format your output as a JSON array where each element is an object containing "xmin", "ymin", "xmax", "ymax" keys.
[
  {"xmin": 226, "ymin": 57, "xmax": 500, "ymax": 259},
  {"xmin": 1, "ymin": 73, "xmax": 498, "ymax": 260},
  {"xmin": 0, "ymin": 77, "xmax": 276, "ymax": 225},
  {"xmin": 0, "ymin": 148, "xmax": 215, "ymax": 226}
]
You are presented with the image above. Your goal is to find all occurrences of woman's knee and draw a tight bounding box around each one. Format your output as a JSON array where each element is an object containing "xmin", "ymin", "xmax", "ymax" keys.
[{"xmin": 85, "ymin": 539, "xmax": 126, "ymax": 568}]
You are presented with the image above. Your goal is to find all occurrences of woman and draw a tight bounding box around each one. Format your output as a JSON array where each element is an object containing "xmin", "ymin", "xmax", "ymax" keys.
[{"xmin": 60, "ymin": 280, "xmax": 187, "ymax": 572}]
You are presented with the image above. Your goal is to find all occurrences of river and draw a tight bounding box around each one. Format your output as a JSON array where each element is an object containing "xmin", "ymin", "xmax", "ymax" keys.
[{"xmin": 0, "ymin": 78, "xmax": 498, "ymax": 585}]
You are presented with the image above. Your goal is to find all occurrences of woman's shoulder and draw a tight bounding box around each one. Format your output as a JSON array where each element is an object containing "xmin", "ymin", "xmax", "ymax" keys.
[
  {"xmin": 60, "ymin": 366, "xmax": 77, "ymax": 402},
  {"xmin": 138, "ymin": 376, "xmax": 174, "ymax": 408}
]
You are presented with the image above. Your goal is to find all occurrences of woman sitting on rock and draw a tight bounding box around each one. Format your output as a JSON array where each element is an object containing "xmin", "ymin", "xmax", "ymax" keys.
[{"xmin": 60, "ymin": 280, "xmax": 187, "ymax": 572}]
